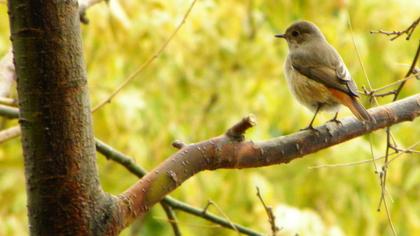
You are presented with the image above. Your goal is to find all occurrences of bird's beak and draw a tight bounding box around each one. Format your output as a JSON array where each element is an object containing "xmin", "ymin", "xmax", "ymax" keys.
[{"xmin": 275, "ymin": 33, "xmax": 286, "ymax": 39}]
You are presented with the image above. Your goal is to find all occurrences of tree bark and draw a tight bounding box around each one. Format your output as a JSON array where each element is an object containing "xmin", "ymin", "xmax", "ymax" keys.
[{"xmin": 7, "ymin": 1, "xmax": 115, "ymax": 235}]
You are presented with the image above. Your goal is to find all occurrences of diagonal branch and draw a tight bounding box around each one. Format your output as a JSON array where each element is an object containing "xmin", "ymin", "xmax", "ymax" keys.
[
  {"xmin": 95, "ymin": 139, "xmax": 262, "ymax": 235},
  {"xmin": 0, "ymin": 106, "xmax": 263, "ymax": 235},
  {"xmin": 111, "ymin": 94, "xmax": 420, "ymax": 233}
]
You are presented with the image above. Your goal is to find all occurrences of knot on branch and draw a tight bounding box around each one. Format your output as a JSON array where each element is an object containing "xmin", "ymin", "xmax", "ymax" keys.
[
  {"xmin": 225, "ymin": 115, "xmax": 256, "ymax": 141},
  {"xmin": 172, "ymin": 140, "xmax": 186, "ymax": 149}
]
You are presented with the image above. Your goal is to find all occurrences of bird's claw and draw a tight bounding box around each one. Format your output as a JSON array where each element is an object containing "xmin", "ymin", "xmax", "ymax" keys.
[
  {"xmin": 300, "ymin": 125, "xmax": 320, "ymax": 134},
  {"xmin": 328, "ymin": 118, "xmax": 342, "ymax": 126}
]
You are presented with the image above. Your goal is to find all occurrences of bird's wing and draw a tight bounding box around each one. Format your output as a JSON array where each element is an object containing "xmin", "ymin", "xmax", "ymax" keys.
[
  {"xmin": 290, "ymin": 46, "xmax": 359, "ymax": 97},
  {"xmin": 335, "ymin": 60, "xmax": 359, "ymax": 96}
]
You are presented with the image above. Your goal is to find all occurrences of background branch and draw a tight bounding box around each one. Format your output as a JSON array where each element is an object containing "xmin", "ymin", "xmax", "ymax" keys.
[
  {"xmin": 161, "ymin": 202, "xmax": 182, "ymax": 236},
  {"xmin": 370, "ymin": 16, "xmax": 420, "ymax": 40},
  {"xmin": 0, "ymin": 125, "xmax": 20, "ymax": 144},
  {"xmin": 256, "ymin": 187, "xmax": 279, "ymax": 236}
]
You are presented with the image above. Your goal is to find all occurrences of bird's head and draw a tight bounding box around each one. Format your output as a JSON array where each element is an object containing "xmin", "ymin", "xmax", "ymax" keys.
[{"xmin": 275, "ymin": 21, "xmax": 325, "ymax": 49}]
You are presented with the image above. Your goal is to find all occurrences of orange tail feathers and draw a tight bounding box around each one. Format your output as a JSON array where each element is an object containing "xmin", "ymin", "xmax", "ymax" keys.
[{"xmin": 329, "ymin": 89, "xmax": 375, "ymax": 122}]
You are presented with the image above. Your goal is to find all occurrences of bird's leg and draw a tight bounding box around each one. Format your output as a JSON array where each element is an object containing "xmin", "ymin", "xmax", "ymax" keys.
[
  {"xmin": 301, "ymin": 103, "xmax": 322, "ymax": 131},
  {"xmin": 328, "ymin": 112, "xmax": 342, "ymax": 125}
]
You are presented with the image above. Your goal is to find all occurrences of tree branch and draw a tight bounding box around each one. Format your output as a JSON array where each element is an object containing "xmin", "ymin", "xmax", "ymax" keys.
[
  {"xmin": 160, "ymin": 202, "xmax": 182, "ymax": 236},
  {"xmin": 0, "ymin": 125, "xmax": 21, "ymax": 144},
  {"xmin": 113, "ymin": 94, "xmax": 419, "ymax": 232},
  {"xmin": 0, "ymin": 105, "xmax": 19, "ymax": 119},
  {"xmin": 95, "ymin": 138, "xmax": 262, "ymax": 235},
  {"xmin": 370, "ymin": 16, "xmax": 420, "ymax": 40},
  {"xmin": 0, "ymin": 106, "xmax": 262, "ymax": 235},
  {"xmin": 0, "ymin": 95, "xmax": 418, "ymax": 235}
]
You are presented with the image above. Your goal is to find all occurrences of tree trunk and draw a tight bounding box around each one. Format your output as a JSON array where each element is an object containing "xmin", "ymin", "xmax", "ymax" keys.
[{"xmin": 7, "ymin": 1, "xmax": 114, "ymax": 235}]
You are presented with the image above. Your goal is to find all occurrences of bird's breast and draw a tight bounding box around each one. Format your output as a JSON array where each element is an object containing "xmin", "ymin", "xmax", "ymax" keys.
[{"xmin": 284, "ymin": 61, "xmax": 340, "ymax": 112}]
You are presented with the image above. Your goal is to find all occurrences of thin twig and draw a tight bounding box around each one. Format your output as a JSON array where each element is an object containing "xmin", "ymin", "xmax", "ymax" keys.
[
  {"xmin": 91, "ymin": 0, "xmax": 198, "ymax": 112},
  {"xmin": 308, "ymin": 140, "xmax": 420, "ymax": 170},
  {"xmin": 201, "ymin": 200, "xmax": 240, "ymax": 236},
  {"xmin": 0, "ymin": 97, "xmax": 17, "ymax": 106},
  {"xmin": 370, "ymin": 16, "xmax": 420, "ymax": 40},
  {"xmin": 256, "ymin": 187, "xmax": 279, "ymax": 236},
  {"xmin": 388, "ymin": 141, "xmax": 420, "ymax": 164},
  {"xmin": 153, "ymin": 217, "xmax": 223, "ymax": 228},
  {"xmin": 0, "ymin": 125, "xmax": 21, "ymax": 144},
  {"xmin": 389, "ymin": 145, "xmax": 420, "ymax": 154},
  {"xmin": 347, "ymin": 15, "xmax": 379, "ymax": 106},
  {"xmin": 360, "ymin": 74, "xmax": 418, "ymax": 99},
  {"xmin": 381, "ymin": 179, "xmax": 398, "ymax": 235},
  {"xmin": 393, "ymin": 42, "xmax": 420, "ymax": 102},
  {"xmin": 368, "ymin": 134, "xmax": 379, "ymax": 173},
  {"xmin": 161, "ymin": 202, "xmax": 182, "ymax": 236},
  {"xmin": 308, "ymin": 152, "xmax": 397, "ymax": 169},
  {"xmin": 377, "ymin": 39, "xmax": 420, "ymax": 236},
  {"xmin": 348, "ymin": 16, "xmax": 397, "ymax": 231}
]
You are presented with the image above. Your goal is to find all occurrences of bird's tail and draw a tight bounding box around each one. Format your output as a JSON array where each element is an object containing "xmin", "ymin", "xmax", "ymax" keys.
[
  {"xmin": 348, "ymin": 97, "xmax": 374, "ymax": 122},
  {"xmin": 329, "ymin": 88, "xmax": 375, "ymax": 122}
]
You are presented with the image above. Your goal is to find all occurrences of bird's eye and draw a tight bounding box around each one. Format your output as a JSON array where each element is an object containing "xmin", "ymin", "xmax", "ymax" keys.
[{"xmin": 291, "ymin": 31, "xmax": 299, "ymax": 37}]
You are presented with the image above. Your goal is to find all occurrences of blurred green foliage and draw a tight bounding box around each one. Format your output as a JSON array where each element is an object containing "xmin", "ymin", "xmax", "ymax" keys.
[{"xmin": 0, "ymin": 0, "xmax": 419, "ymax": 235}]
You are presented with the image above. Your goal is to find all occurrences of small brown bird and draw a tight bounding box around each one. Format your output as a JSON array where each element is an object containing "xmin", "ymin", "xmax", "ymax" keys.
[{"xmin": 275, "ymin": 20, "xmax": 374, "ymax": 130}]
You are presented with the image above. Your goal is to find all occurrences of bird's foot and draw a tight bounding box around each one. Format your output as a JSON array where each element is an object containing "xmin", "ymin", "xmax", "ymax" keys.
[
  {"xmin": 327, "ymin": 117, "xmax": 342, "ymax": 126},
  {"xmin": 300, "ymin": 125, "xmax": 320, "ymax": 134}
]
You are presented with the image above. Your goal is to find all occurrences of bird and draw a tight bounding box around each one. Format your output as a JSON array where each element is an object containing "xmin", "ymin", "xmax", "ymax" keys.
[{"xmin": 275, "ymin": 20, "xmax": 374, "ymax": 130}]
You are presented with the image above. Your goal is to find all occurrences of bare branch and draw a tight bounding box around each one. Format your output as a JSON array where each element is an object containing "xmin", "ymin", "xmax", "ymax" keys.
[
  {"xmin": 0, "ymin": 97, "xmax": 17, "ymax": 106},
  {"xmin": 374, "ymin": 41, "xmax": 420, "ymax": 236},
  {"xmin": 256, "ymin": 187, "xmax": 279, "ymax": 236},
  {"xmin": 0, "ymin": 106, "xmax": 262, "ymax": 235},
  {"xmin": 308, "ymin": 139, "xmax": 420, "ymax": 169},
  {"xmin": 0, "ymin": 125, "xmax": 21, "ymax": 144},
  {"xmin": 113, "ymin": 94, "xmax": 419, "ymax": 233},
  {"xmin": 0, "ymin": 105, "xmax": 20, "ymax": 119},
  {"xmin": 161, "ymin": 202, "xmax": 182, "ymax": 236},
  {"xmin": 94, "ymin": 139, "xmax": 262, "ymax": 236},
  {"xmin": 394, "ymin": 42, "xmax": 420, "ymax": 101},
  {"xmin": 0, "ymin": 93, "xmax": 418, "ymax": 236},
  {"xmin": 370, "ymin": 16, "xmax": 420, "ymax": 40},
  {"xmin": 201, "ymin": 201, "xmax": 240, "ymax": 235}
]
